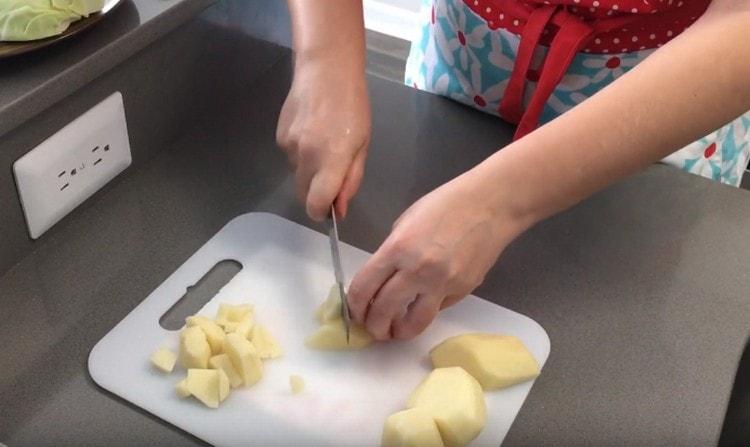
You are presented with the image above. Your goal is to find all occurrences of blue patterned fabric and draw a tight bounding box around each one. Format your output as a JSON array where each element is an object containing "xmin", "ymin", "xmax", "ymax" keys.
[{"xmin": 404, "ymin": 0, "xmax": 750, "ymax": 186}]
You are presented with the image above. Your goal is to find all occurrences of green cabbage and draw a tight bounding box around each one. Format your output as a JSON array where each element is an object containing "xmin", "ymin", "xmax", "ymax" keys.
[
  {"xmin": 52, "ymin": 0, "xmax": 104, "ymax": 17},
  {"xmin": 0, "ymin": 0, "xmax": 105, "ymax": 42}
]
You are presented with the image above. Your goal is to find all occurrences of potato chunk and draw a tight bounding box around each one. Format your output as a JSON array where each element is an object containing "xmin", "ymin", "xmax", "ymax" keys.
[
  {"xmin": 150, "ymin": 348, "xmax": 177, "ymax": 373},
  {"xmin": 175, "ymin": 378, "xmax": 191, "ymax": 398},
  {"xmin": 305, "ymin": 320, "xmax": 373, "ymax": 350},
  {"xmin": 382, "ymin": 408, "xmax": 445, "ymax": 447},
  {"xmin": 251, "ymin": 325, "xmax": 283, "ymax": 359},
  {"xmin": 407, "ymin": 367, "xmax": 486, "ymax": 447},
  {"xmin": 208, "ymin": 353, "xmax": 243, "ymax": 388},
  {"xmin": 218, "ymin": 368, "xmax": 230, "ymax": 402},
  {"xmin": 315, "ymin": 285, "xmax": 343, "ymax": 323},
  {"xmin": 216, "ymin": 303, "xmax": 253, "ymax": 323},
  {"xmin": 232, "ymin": 314, "xmax": 255, "ymax": 339},
  {"xmin": 186, "ymin": 369, "xmax": 221, "ymax": 408},
  {"xmin": 430, "ymin": 334, "xmax": 540, "ymax": 390},
  {"xmin": 223, "ymin": 333, "xmax": 263, "ymax": 387},
  {"xmin": 289, "ymin": 374, "xmax": 305, "ymax": 394},
  {"xmin": 180, "ymin": 326, "xmax": 211, "ymax": 369},
  {"xmin": 185, "ymin": 316, "xmax": 226, "ymax": 355}
]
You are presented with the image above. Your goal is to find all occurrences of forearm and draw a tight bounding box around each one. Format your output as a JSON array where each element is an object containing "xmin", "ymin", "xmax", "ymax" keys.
[
  {"xmin": 475, "ymin": 5, "xmax": 750, "ymax": 230},
  {"xmin": 287, "ymin": 0, "xmax": 366, "ymax": 74}
]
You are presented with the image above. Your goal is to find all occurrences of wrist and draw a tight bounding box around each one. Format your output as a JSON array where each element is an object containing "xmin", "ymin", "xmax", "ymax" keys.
[
  {"xmin": 294, "ymin": 44, "xmax": 365, "ymax": 75},
  {"xmin": 464, "ymin": 147, "xmax": 549, "ymax": 240}
]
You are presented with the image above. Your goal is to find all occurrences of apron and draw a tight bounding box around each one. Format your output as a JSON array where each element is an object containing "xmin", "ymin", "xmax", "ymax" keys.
[{"xmin": 405, "ymin": 0, "xmax": 750, "ymax": 186}]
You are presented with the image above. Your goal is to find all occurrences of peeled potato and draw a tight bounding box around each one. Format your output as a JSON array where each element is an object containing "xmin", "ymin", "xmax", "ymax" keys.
[
  {"xmin": 185, "ymin": 316, "xmax": 226, "ymax": 355},
  {"xmin": 382, "ymin": 408, "xmax": 445, "ymax": 447},
  {"xmin": 232, "ymin": 314, "xmax": 255, "ymax": 339},
  {"xmin": 315, "ymin": 285, "xmax": 343, "ymax": 323},
  {"xmin": 289, "ymin": 374, "xmax": 305, "ymax": 394},
  {"xmin": 305, "ymin": 320, "xmax": 373, "ymax": 350},
  {"xmin": 150, "ymin": 348, "xmax": 177, "ymax": 373},
  {"xmin": 407, "ymin": 367, "xmax": 486, "ymax": 447},
  {"xmin": 186, "ymin": 369, "xmax": 221, "ymax": 408},
  {"xmin": 217, "ymin": 368, "xmax": 230, "ymax": 402},
  {"xmin": 217, "ymin": 303, "xmax": 253, "ymax": 323},
  {"xmin": 209, "ymin": 353, "xmax": 243, "ymax": 388},
  {"xmin": 430, "ymin": 334, "xmax": 540, "ymax": 390},
  {"xmin": 180, "ymin": 326, "xmax": 211, "ymax": 369},
  {"xmin": 175, "ymin": 378, "xmax": 191, "ymax": 398},
  {"xmin": 251, "ymin": 325, "xmax": 283, "ymax": 359},
  {"xmin": 223, "ymin": 333, "xmax": 263, "ymax": 387},
  {"xmin": 217, "ymin": 320, "xmax": 239, "ymax": 333}
]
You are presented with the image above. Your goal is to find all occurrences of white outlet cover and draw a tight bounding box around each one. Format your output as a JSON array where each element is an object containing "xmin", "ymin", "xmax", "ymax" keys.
[{"xmin": 13, "ymin": 92, "xmax": 132, "ymax": 239}]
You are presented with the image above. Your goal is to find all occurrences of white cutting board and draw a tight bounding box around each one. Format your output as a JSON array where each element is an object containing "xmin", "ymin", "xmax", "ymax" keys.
[{"xmin": 89, "ymin": 212, "xmax": 550, "ymax": 446}]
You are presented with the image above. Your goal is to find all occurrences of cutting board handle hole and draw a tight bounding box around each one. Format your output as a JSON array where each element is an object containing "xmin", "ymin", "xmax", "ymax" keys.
[{"xmin": 158, "ymin": 259, "xmax": 243, "ymax": 330}]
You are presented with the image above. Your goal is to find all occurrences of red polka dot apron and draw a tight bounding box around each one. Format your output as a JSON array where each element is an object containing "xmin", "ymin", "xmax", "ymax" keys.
[{"xmin": 405, "ymin": 0, "xmax": 750, "ymax": 186}]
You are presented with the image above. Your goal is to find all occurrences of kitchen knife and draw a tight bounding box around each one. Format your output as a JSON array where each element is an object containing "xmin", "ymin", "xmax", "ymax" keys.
[{"xmin": 327, "ymin": 205, "xmax": 351, "ymax": 343}]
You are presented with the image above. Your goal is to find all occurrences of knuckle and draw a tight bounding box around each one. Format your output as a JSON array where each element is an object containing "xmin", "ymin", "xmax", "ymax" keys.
[
  {"xmin": 275, "ymin": 131, "xmax": 290, "ymax": 150},
  {"xmin": 445, "ymin": 264, "xmax": 463, "ymax": 285},
  {"xmin": 385, "ymin": 235, "xmax": 409, "ymax": 258},
  {"xmin": 296, "ymin": 142, "xmax": 318, "ymax": 160},
  {"xmin": 415, "ymin": 252, "xmax": 450, "ymax": 280}
]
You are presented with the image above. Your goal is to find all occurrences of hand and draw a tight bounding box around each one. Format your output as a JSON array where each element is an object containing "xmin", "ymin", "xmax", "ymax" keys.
[
  {"xmin": 347, "ymin": 171, "xmax": 529, "ymax": 340},
  {"xmin": 276, "ymin": 58, "xmax": 371, "ymax": 221}
]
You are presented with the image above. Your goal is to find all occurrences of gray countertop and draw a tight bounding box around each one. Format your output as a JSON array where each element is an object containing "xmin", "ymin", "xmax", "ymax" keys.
[
  {"xmin": 0, "ymin": 0, "xmax": 215, "ymax": 140},
  {"xmin": 1, "ymin": 51, "xmax": 749, "ymax": 446}
]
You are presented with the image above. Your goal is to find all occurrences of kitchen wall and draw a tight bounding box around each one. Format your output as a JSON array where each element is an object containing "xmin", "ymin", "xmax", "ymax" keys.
[{"xmin": 0, "ymin": 3, "xmax": 288, "ymax": 276}]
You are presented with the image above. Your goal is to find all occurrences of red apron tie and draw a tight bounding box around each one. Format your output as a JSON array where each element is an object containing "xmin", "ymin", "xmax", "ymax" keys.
[
  {"xmin": 514, "ymin": 10, "xmax": 594, "ymax": 139},
  {"xmin": 492, "ymin": 3, "xmax": 640, "ymax": 140},
  {"xmin": 498, "ymin": 5, "xmax": 556, "ymax": 125}
]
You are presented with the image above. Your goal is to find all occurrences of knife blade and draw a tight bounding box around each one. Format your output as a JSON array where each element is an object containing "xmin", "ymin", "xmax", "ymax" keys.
[{"xmin": 327, "ymin": 205, "xmax": 351, "ymax": 343}]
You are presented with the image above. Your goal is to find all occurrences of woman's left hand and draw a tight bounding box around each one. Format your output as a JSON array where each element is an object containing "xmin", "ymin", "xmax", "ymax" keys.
[{"xmin": 347, "ymin": 171, "xmax": 529, "ymax": 341}]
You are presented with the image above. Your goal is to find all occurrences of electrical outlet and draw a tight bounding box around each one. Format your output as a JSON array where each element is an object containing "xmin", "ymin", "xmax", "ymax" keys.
[{"xmin": 13, "ymin": 92, "xmax": 132, "ymax": 239}]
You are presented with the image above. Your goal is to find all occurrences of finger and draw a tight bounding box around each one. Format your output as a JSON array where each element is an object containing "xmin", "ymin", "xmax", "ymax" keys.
[
  {"xmin": 392, "ymin": 293, "xmax": 442, "ymax": 340},
  {"xmin": 365, "ymin": 271, "xmax": 419, "ymax": 341},
  {"xmin": 348, "ymin": 249, "xmax": 397, "ymax": 324},
  {"xmin": 307, "ymin": 166, "xmax": 348, "ymax": 221},
  {"xmin": 287, "ymin": 149, "xmax": 299, "ymax": 170},
  {"xmin": 294, "ymin": 162, "xmax": 315, "ymax": 206},
  {"xmin": 440, "ymin": 293, "xmax": 464, "ymax": 310},
  {"xmin": 335, "ymin": 146, "xmax": 367, "ymax": 219}
]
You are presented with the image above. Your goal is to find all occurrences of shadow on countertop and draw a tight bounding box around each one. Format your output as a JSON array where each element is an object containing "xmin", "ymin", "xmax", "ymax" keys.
[{"xmin": 719, "ymin": 337, "xmax": 750, "ymax": 447}]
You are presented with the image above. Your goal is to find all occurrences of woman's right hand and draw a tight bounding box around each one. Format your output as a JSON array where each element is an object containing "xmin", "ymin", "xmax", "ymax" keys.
[{"xmin": 276, "ymin": 57, "xmax": 371, "ymax": 221}]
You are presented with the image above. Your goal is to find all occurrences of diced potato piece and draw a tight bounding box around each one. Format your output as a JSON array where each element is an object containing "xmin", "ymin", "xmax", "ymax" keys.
[
  {"xmin": 218, "ymin": 368, "xmax": 230, "ymax": 402},
  {"xmin": 315, "ymin": 285, "xmax": 343, "ymax": 323},
  {"xmin": 382, "ymin": 408, "xmax": 445, "ymax": 447},
  {"xmin": 232, "ymin": 315, "xmax": 255, "ymax": 339},
  {"xmin": 209, "ymin": 354, "xmax": 243, "ymax": 388},
  {"xmin": 407, "ymin": 367, "xmax": 486, "ymax": 447},
  {"xmin": 216, "ymin": 303, "xmax": 253, "ymax": 323},
  {"xmin": 223, "ymin": 333, "xmax": 263, "ymax": 387},
  {"xmin": 150, "ymin": 348, "xmax": 177, "ymax": 373},
  {"xmin": 186, "ymin": 369, "xmax": 221, "ymax": 408},
  {"xmin": 430, "ymin": 334, "xmax": 540, "ymax": 390},
  {"xmin": 216, "ymin": 319, "xmax": 239, "ymax": 333},
  {"xmin": 185, "ymin": 316, "xmax": 226, "ymax": 355},
  {"xmin": 175, "ymin": 378, "xmax": 191, "ymax": 398},
  {"xmin": 180, "ymin": 326, "xmax": 211, "ymax": 369},
  {"xmin": 305, "ymin": 320, "xmax": 372, "ymax": 350},
  {"xmin": 289, "ymin": 374, "xmax": 305, "ymax": 394},
  {"xmin": 251, "ymin": 325, "xmax": 283, "ymax": 359}
]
